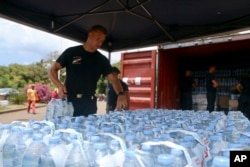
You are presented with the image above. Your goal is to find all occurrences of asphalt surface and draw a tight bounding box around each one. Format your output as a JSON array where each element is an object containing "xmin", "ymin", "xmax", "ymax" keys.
[
  {"xmin": 0, "ymin": 101, "xmax": 107, "ymax": 124},
  {"xmin": 0, "ymin": 106, "xmax": 46, "ymax": 124}
]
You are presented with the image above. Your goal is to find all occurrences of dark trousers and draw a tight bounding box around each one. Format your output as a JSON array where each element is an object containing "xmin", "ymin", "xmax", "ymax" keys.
[
  {"xmin": 238, "ymin": 94, "xmax": 250, "ymax": 119},
  {"xmin": 206, "ymin": 92, "xmax": 216, "ymax": 112},
  {"xmin": 181, "ymin": 92, "xmax": 193, "ymax": 110},
  {"xmin": 68, "ymin": 95, "xmax": 97, "ymax": 117}
]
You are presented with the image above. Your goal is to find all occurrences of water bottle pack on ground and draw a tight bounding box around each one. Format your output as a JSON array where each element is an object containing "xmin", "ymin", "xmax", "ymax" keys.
[{"xmin": 0, "ymin": 109, "xmax": 249, "ymax": 167}]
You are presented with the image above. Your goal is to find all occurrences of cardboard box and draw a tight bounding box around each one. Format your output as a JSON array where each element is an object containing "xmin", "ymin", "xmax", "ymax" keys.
[
  {"xmin": 218, "ymin": 95, "xmax": 229, "ymax": 109},
  {"xmin": 229, "ymin": 99, "xmax": 238, "ymax": 108}
]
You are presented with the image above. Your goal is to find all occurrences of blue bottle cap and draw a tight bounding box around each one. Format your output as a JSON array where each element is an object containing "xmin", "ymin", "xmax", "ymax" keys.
[
  {"xmin": 157, "ymin": 154, "xmax": 174, "ymax": 165},
  {"xmin": 94, "ymin": 142, "xmax": 107, "ymax": 150}
]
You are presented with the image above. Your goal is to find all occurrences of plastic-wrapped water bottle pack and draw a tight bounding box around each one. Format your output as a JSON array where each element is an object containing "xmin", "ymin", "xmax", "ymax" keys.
[{"xmin": 0, "ymin": 107, "xmax": 249, "ymax": 167}]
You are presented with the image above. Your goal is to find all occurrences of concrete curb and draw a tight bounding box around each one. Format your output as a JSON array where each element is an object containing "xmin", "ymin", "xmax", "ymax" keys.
[{"xmin": 0, "ymin": 104, "xmax": 47, "ymax": 114}]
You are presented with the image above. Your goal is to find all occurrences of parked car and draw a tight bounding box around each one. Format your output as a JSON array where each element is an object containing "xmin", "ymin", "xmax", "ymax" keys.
[{"xmin": 0, "ymin": 88, "xmax": 19, "ymax": 100}]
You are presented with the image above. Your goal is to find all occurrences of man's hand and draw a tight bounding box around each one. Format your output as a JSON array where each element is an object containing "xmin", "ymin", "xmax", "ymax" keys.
[
  {"xmin": 115, "ymin": 95, "xmax": 128, "ymax": 110},
  {"xmin": 212, "ymin": 80, "xmax": 219, "ymax": 88},
  {"xmin": 58, "ymin": 85, "xmax": 67, "ymax": 99}
]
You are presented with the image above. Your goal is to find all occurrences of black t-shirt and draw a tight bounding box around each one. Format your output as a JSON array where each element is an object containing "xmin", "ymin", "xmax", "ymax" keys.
[
  {"xmin": 206, "ymin": 72, "xmax": 216, "ymax": 92},
  {"xmin": 181, "ymin": 77, "xmax": 194, "ymax": 93},
  {"xmin": 240, "ymin": 77, "xmax": 250, "ymax": 95},
  {"xmin": 107, "ymin": 79, "xmax": 128, "ymax": 110},
  {"xmin": 56, "ymin": 45, "xmax": 113, "ymax": 95}
]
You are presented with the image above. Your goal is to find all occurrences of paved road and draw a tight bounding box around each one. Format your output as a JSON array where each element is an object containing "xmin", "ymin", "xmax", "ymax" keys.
[
  {"xmin": 0, "ymin": 106, "xmax": 46, "ymax": 124},
  {"xmin": 0, "ymin": 101, "xmax": 107, "ymax": 124}
]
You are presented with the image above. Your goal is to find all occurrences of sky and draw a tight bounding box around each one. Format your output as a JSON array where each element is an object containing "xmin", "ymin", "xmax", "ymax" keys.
[{"xmin": 0, "ymin": 17, "xmax": 123, "ymax": 66}]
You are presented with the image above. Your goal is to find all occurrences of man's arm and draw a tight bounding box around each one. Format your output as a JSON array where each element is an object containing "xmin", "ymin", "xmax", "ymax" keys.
[
  {"xmin": 236, "ymin": 83, "xmax": 243, "ymax": 94},
  {"xmin": 124, "ymin": 90, "xmax": 130, "ymax": 110},
  {"xmin": 106, "ymin": 73, "xmax": 123, "ymax": 93},
  {"xmin": 106, "ymin": 72, "xmax": 128, "ymax": 110},
  {"xmin": 48, "ymin": 62, "xmax": 67, "ymax": 98},
  {"xmin": 212, "ymin": 79, "xmax": 219, "ymax": 88}
]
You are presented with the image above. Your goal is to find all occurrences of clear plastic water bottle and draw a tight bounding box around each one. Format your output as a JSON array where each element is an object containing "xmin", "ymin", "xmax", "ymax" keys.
[
  {"xmin": 0, "ymin": 124, "xmax": 12, "ymax": 141},
  {"xmin": 40, "ymin": 136, "xmax": 60, "ymax": 167},
  {"xmin": 152, "ymin": 127, "xmax": 162, "ymax": 138},
  {"xmin": 125, "ymin": 134, "xmax": 139, "ymax": 149},
  {"xmin": 53, "ymin": 131, "xmax": 63, "ymax": 143},
  {"xmin": 109, "ymin": 139, "xmax": 125, "ymax": 167},
  {"xmin": 170, "ymin": 148, "xmax": 188, "ymax": 167},
  {"xmin": 109, "ymin": 139, "xmax": 121, "ymax": 154},
  {"xmin": 140, "ymin": 143, "xmax": 155, "ymax": 167},
  {"xmin": 64, "ymin": 139, "xmax": 89, "ymax": 167},
  {"xmin": 41, "ymin": 125, "xmax": 52, "ymax": 145},
  {"xmin": 135, "ymin": 126, "xmax": 144, "ymax": 143},
  {"xmin": 54, "ymin": 99, "xmax": 65, "ymax": 117},
  {"xmin": 211, "ymin": 156, "xmax": 229, "ymax": 167},
  {"xmin": 31, "ymin": 123, "xmax": 42, "ymax": 134},
  {"xmin": 22, "ymin": 133, "xmax": 47, "ymax": 167},
  {"xmin": 0, "ymin": 124, "xmax": 12, "ymax": 167},
  {"xmin": 143, "ymin": 129, "xmax": 153, "ymax": 142},
  {"xmin": 22, "ymin": 128, "xmax": 33, "ymax": 147},
  {"xmin": 93, "ymin": 142, "xmax": 114, "ymax": 167},
  {"xmin": 65, "ymin": 101, "xmax": 74, "ymax": 118},
  {"xmin": 155, "ymin": 154, "xmax": 175, "ymax": 167},
  {"xmin": 123, "ymin": 149, "xmax": 141, "ymax": 167},
  {"xmin": 45, "ymin": 98, "xmax": 56, "ymax": 120},
  {"xmin": 2, "ymin": 126, "xmax": 24, "ymax": 167},
  {"xmin": 179, "ymin": 141, "xmax": 199, "ymax": 167},
  {"xmin": 85, "ymin": 135, "xmax": 101, "ymax": 167}
]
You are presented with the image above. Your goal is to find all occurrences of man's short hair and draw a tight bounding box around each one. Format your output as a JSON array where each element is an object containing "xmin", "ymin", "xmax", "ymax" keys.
[
  {"xmin": 112, "ymin": 67, "xmax": 120, "ymax": 74},
  {"xmin": 89, "ymin": 25, "xmax": 107, "ymax": 35}
]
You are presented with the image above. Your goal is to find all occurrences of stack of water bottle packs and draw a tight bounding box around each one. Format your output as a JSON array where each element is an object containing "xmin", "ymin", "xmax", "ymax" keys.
[{"xmin": 0, "ymin": 98, "xmax": 250, "ymax": 167}]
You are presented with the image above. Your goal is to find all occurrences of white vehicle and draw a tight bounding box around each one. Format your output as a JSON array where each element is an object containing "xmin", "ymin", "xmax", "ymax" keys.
[{"xmin": 0, "ymin": 88, "xmax": 19, "ymax": 96}]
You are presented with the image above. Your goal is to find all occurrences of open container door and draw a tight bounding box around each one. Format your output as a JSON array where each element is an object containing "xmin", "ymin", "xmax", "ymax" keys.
[
  {"xmin": 157, "ymin": 49, "xmax": 181, "ymax": 109},
  {"xmin": 120, "ymin": 51, "xmax": 157, "ymax": 110}
]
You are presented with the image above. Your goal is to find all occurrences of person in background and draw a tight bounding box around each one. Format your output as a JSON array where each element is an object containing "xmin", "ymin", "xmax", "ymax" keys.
[
  {"xmin": 236, "ymin": 73, "xmax": 250, "ymax": 119},
  {"xmin": 48, "ymin": 25, "xmax": 128, "ymax": 117},
  {"xmin": 27, "ymin": 84, "xmax": 38, "ymax": 114},
  {"xmin": 206, "ymin": 65, "xmax": 219, "ymax": 112},
  {"xmin": 107, "ymin": 67, "xmax": 130, "ymax": 112},
  {"xmin": 180, "ymin": 69, "xmax": 196, "ymax": 110},
  {"xmin": 51, "ymin": 88, "xmax": 59, "ymax": 99}
]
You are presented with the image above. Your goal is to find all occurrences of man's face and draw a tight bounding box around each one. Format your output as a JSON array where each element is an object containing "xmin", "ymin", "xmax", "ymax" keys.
[
  {"xmin": 88, "ymin": 30, "xmax": 106, "ymax": 50},
  {"xmin": 210, "ymin": 66, "xmax": 216, "ymax": 73},
  {"xmin": 186, "ymin": 70, "xmax": 192, "ymax": 77}
]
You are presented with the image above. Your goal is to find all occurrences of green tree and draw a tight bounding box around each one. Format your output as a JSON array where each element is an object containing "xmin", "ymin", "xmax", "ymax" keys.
[
  {"xmin": 96, "ymin": 75, "xmax": 108, "ymax": 94},
  {"xmin": 95, "ymin": 61, "xmax": 121, "ymax": 94}
]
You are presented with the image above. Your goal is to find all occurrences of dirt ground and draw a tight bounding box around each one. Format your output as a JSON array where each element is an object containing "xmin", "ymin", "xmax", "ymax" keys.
[{"xmin": 97, "ymin": 100, "xmax": 107, "ymax": 114}]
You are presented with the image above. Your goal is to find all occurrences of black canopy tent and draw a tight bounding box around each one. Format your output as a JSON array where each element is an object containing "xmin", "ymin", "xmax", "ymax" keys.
[{"xmin": 1, "ymin": 0, "xmax": 250, "ymax": 53}]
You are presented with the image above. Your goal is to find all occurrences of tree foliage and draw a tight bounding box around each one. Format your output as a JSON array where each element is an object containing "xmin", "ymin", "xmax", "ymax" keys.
[
  {"xmin": 0, "ymin": 59, "xmax": 61, "ymax": 89},
  {"xmin": 96, "ymin": 61, "xmax": 121, "ymax": 94},
  {"xmin": 0, "ymin": 57, "xmax": 120, "ymax": 99}
]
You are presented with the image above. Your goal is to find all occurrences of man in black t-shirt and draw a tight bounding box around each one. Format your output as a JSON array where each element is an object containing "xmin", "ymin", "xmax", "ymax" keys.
[
  {"xmin": 206, "ymin": 65, "xmax": 219, "ymax": 112},
  {"xmin": 180, "ymin": 70, "xmax": 196, "ymax": 110},
  {"xmin": 107, "ymin": 67, "xmax": 130, "ymax": 112},
  {"xmin": 48, "ymin": 25, "xmax": 128, "ymax": 117},
  {"xmin": 236, "ymin": 73, "xmax": 250, "ymax": 119}
]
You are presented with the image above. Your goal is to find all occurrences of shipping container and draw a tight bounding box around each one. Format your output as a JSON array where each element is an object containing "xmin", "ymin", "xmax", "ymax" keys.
[{"xmin": 120, "ymin": 33, "xmax": 250, "ymax": 110}]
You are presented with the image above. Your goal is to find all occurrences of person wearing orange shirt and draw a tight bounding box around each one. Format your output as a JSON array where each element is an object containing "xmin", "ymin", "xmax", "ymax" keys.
[{"xmin": 27, "ymin": 84, "xmax": 38, "ymax": 114}]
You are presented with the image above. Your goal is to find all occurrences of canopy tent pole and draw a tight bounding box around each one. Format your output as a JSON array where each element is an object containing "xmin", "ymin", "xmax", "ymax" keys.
[
  {"xmin": 108, "ymin": 51, "xmax": 111, "ymax": 63},
  {"xmin": 105, "ymin": 51, "xmax": 111, "ymax": 113}
]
